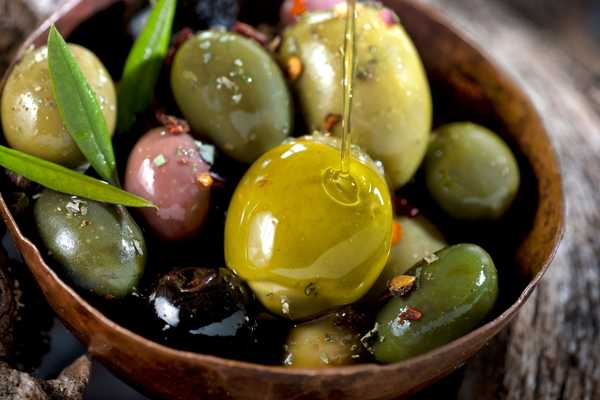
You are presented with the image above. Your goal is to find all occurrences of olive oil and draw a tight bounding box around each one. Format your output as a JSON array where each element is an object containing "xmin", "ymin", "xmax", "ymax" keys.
[
  {"xmin": 322, "ymin": 0, "xmax": 359, "ymax": 206},
  {"xmin": 340, "ymin": 0, "xmax": 357, "ymax": 174}
]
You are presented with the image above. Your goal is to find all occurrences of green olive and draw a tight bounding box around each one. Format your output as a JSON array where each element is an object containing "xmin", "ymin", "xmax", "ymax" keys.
[
  {"xmin": 425, "ymin": 122, "xmax": 520, "ymax": 220},
  {"xmin": 372, "ymin": 244, "xmax": 498, "ymax": 363},
  {"xmin": 364, "ymin": 215, "xmax": 447, "ymax": 303},
  {"xmin": 279, "ymin": 4, "xmax": 432, "ymax": 189},
  {"xmin": 1, "ymin": 45, "xmax": 116, "ymax": 167},
  {"xmin": 284, "ymin": 311, "xmax": 364, "ymax": 368},
  {"xmin": 225, "ymin": 135, "xmax": 392, "ymax": 320},
  {"xmin": 34, "ymin": 190, "xmax": 146, "ymax": 299},
  {"xmin": 171, "ymin": 31, "xmax": 292, "ymax": 163}
]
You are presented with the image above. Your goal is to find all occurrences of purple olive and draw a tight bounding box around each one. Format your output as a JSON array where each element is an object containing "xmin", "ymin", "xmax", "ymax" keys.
[{"xmin": 124, "ymin": 127, "xmax": 211, "ymax": 241}]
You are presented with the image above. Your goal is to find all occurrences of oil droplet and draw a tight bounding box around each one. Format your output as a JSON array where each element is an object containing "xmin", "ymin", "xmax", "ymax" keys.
[
  {"xmin": 322, "ymin": 168, "xmax": 359, "ymax": 206},
  {"xmin": 321, "ymin": 0, "xmax": 358, "ymax": 205}
]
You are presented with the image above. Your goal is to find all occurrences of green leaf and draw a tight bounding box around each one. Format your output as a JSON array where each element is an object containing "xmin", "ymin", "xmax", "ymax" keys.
[
  {"xmin": 118, "ymin": 0, "xmax": 177, "ymax": 132},
  {"xmin": 47, "ymin": 26, "xmax": 117, "ymax": 184},
  {"xmin": 0, "ymin": 146, "xmax": 155, "ymax": 208}
]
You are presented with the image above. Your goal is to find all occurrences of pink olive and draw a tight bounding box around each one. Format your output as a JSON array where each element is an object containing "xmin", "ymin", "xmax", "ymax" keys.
[{"xmin": 124, "ymin": 128, "xmax": 211, "ymax": 241}]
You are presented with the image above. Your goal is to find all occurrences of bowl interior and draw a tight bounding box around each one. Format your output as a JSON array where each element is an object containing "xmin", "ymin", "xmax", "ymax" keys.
[{"xmin": 0, "ymin": 0, "xmax": 563, "ymax": 399}]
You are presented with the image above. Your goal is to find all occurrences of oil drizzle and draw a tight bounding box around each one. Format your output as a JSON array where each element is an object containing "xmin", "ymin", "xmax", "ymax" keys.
[
  {"xmin": 322, "ymin": 0, "xmax": 360, "ymax": 206},
  {"xmin": 340, "ymin": 0, "xmax": 357, "ymax": 174}
]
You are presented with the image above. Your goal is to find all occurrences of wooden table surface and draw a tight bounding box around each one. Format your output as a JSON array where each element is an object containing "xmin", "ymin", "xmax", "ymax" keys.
[{"xmin": 1, "ymin": 0, "xmax": 599, "ymax": 399}]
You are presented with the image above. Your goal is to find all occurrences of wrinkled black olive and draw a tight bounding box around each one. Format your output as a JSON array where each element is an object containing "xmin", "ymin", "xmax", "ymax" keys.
[
  {"xmin": 148, "ymin": 267, "xmax": 257, "ymax": 357},
  {"xmin": 176, "ymin": 0, "xmax": 239, "ymax": 31}
]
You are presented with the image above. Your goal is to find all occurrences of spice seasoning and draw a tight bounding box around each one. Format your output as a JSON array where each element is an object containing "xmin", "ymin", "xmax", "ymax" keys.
[
  {"xmin": 286, "ymin": 56, "xmax": 303, "ymax": 81},
  {"xmin": 388, "ymin": 275, "xmax": 416, "ymax": 297}
]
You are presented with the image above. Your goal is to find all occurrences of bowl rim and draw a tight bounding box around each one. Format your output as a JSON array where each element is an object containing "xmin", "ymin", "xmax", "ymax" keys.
[{"xmin": 0, "ymin": 0, "xmax": 565, "ymax": 378}]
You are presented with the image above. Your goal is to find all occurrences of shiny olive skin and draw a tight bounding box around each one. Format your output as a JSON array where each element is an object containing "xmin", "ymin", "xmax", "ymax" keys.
[
  {"xmin": 364, "ymin": 215, "xmax": 447, "ymax": 303},
  {"xmin": 372, "ymin": 244, "xmax": 498, "ymax": 363},
  {"xmin": 284, "ymin": 310, "xmax": 365, "ymax": 368},
  {"xmin": 171, "ymin": 31, "xmax": 292, "ymax": 163},
  {"xmin": 225, "ymin": 135, "xmax": 393, "ymax": 320},
  {"xmin": 425, "ymin": 122, "xmax": 521, "ymax": 220},
  {"xmin": 1, "ymin": 45, "xmax": 116, "ymax": 167},
  {"xmin": 34, "ymin": 190, "xmax": 145, "ymax": 299},
  {"xmin": 279, "ymin": 4, "xmax": 432, "ymax": 188},
  {"xmin": 148, "ymin": 267, "xmax": 257, "ymax": 356},
  {"xmin": 124, "ymin": 127, "xmax": 211, "ymax": 241}
]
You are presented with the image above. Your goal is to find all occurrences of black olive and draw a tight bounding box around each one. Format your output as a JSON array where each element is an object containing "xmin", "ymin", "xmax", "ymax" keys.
[
  {"xmin": 148, "ymin": 267, "xmax": 257, "ymax": 358},
  {"xmin": 176, "ymin": 0, "xmax": 239, "ymax": 31}
]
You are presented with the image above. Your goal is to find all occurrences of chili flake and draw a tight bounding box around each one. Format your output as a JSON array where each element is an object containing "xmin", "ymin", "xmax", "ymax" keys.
[
  {"xmin": 291, "ymin": 0, "xmax": 307, "ymax": 17},
  {"xmin": 156, "ymin": 112, "xmax": 190, "ymax": 135},
  {"xmin": 397, "ymin": 306, "xmax": 422, "ymax": 324},
  {"xmin": 322, "ymin": 113, "xmax": 342, "ymax": 133},
  {"xmin": 391, "ymin": 221, "xmax": 403, "ymax": 246}
]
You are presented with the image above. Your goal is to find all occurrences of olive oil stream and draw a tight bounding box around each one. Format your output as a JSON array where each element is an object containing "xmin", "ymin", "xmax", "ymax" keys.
[{"xmin": 322, "ymin": 0, "xmax": 359, "ymax": 206}]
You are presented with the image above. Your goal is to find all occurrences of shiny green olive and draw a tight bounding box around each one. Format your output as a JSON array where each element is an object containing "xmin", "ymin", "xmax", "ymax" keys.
[
  {"xmin": 279, "ymin": 4, "xmax": 432, "ymax": 188},
  {"xmin": 171, "ymin": 31, "xmax": 292, "ymax": 163},
  {"xmin": 225, "ymin": 135, "xmax": 393, "ymax": 320},
  {"xmin": 34, "ymin": 190, "xmax": 146, "ymax": 298},
  {"xmin": 364, "ymin": 216, "xmax": 447, "ymax": 303},
  {"xmin": 372, "ymin": 244, "xmax": 498, "ymax": 363},
  {"xmin": 425, "ymin": 122, "xmax": 520, "ymax": 220},
  {"xmin": 1, "ymin": 45, "xmax": 116, "ymax": 167},
  {"xmin": 283, "ymin": 311, "xmax": 364, "ymax": 368}
]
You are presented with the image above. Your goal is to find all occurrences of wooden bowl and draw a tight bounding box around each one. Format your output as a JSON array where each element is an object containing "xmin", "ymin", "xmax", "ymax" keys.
[{"xmin": 0, "ymin": 0, "xmax": 564, "ymax": 399}]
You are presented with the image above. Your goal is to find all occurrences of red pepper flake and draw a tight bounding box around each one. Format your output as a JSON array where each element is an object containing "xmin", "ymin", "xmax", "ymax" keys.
[
  {"xmin": 398, "ymin": 306, "xmax": 422, "ymax": 323},
  {"xmin": 156, "ymin": 111, "xmax": 190, "ymax": 135},
  {"xmin": 391, "ymin": 221, "xmax": 403, "ymax": 246},
  {"xmin": 322, "ymin": 113, "xmax": 342, "ymax": 133},
  {"xmin": 233, "ymin": 21, "xmax": 269, "ymax": 46},
  {"xmin": 166, "ymin": 27, "xmax": 194, "ymax": 65},
  {"xmin": 291, "ymin": 0, "xmax": 307, "ymax": 16},
  {"xmin": 393, "ymin": 196, "xmax": 419, "ymax": 218}
]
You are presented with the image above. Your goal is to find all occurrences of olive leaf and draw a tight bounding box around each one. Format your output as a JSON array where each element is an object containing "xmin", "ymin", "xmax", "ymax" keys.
[
  {"xmin": 117, "ymin": 0, "xmax": 177, "ymax": 132},
  {"xmin": 0, "ymin": 146, "xmax": 155, "ymax": 208},
  {"xmin": 47, "ymin": 26, "xmax": 117, "ymax": 184}
]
